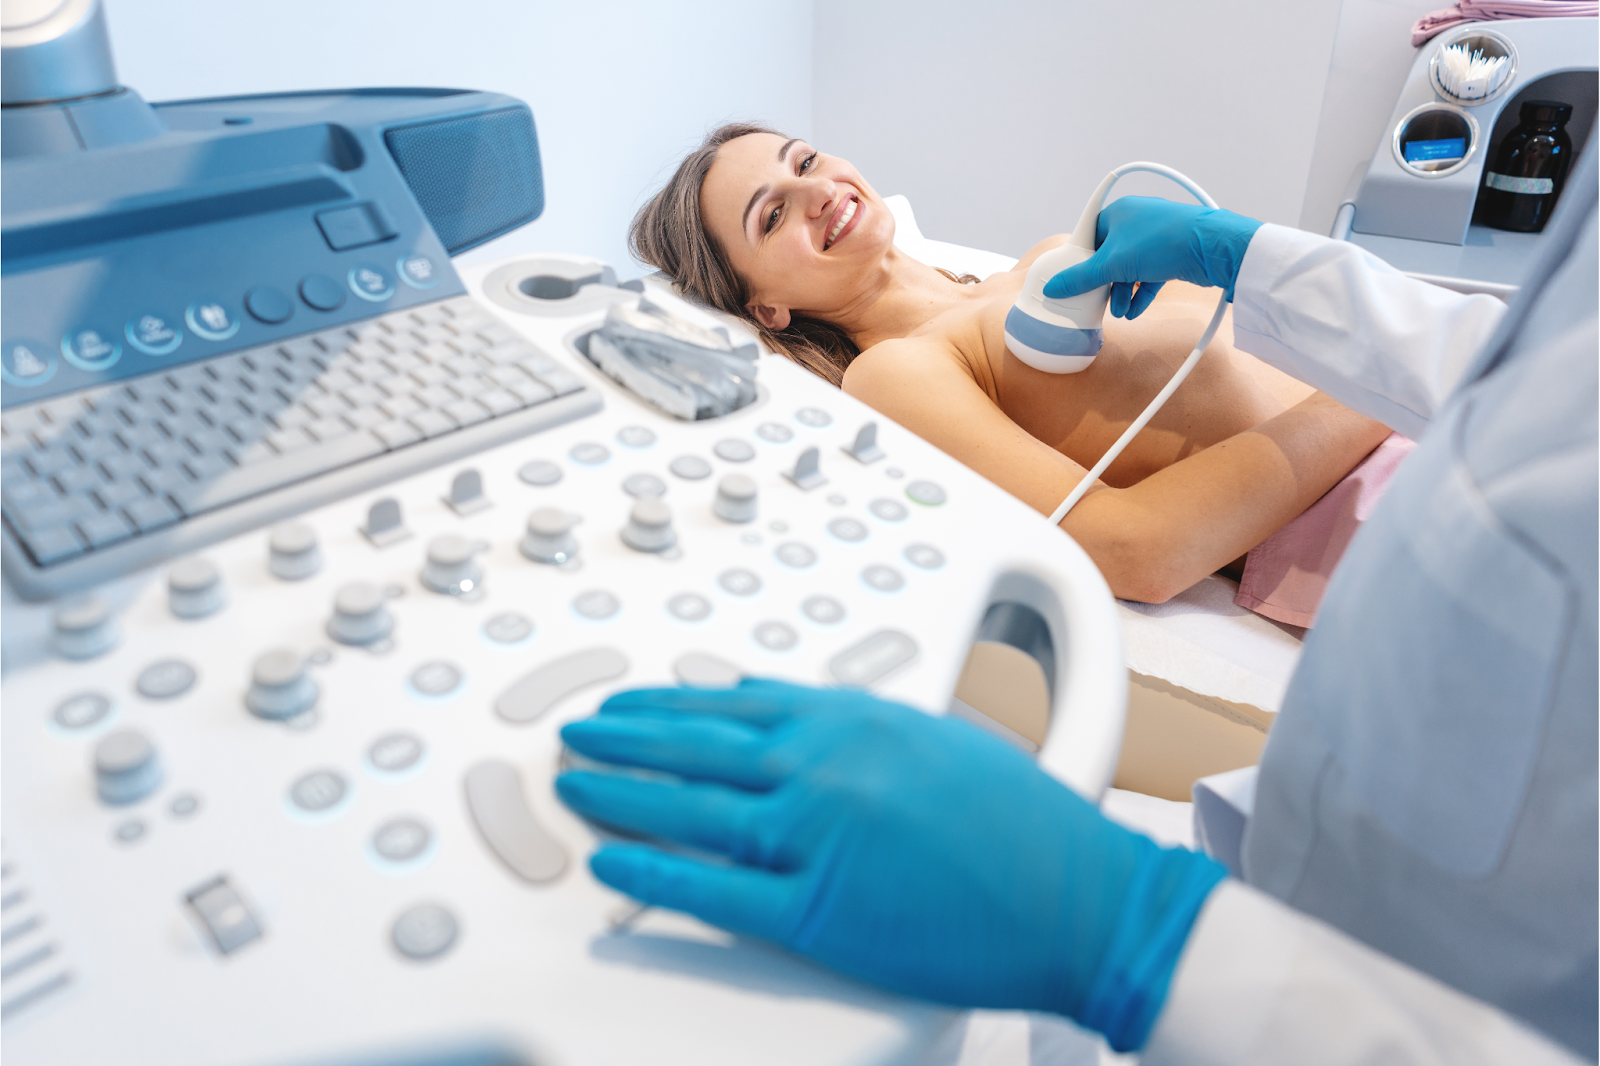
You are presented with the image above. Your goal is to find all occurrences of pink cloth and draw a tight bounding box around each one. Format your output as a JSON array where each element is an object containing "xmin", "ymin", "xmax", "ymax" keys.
[
  {"xmin": 1235, "ymin": 433, "xmax": 1417, "ymax": 629},
  {"xmin": 1412, "ymin": 1, "xmax": 1596, "ymax": 45}
]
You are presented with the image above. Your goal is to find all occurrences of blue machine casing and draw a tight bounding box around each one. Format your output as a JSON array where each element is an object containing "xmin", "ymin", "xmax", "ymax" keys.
[{"xmin": 1, "ymin": 88, "xmax": 544, "ymax": 409}]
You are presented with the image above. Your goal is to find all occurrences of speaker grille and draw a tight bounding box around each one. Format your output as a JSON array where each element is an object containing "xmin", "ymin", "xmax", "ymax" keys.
[{"xmin": 385, "ymin": 107, "xmax": 544, "ymax": 255}]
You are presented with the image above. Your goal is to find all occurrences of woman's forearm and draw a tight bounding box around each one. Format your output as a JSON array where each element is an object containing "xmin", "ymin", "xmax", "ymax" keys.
[{"xmin": 1066, "ymin": 394, "xmax": 1392, "ymax": 602}]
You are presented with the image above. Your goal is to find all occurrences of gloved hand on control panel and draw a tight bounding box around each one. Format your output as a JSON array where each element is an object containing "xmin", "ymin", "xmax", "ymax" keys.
[
  {"xmin": 555, "ymin": 678, "xmax": 1227, "ymax": 1053},
  {"xmin": 1043, "ymin": 196, "xmax": 1264, "ymax": 319}
]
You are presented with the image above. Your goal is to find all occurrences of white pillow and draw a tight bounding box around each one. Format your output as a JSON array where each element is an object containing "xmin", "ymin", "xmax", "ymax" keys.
[{"xmin": 884, "ymin": 194, "xmax": 1018, "ymax": 279}]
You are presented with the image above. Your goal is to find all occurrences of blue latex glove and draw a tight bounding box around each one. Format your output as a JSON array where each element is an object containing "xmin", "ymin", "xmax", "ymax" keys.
[
  {"xmin": 1042, "ymin": 196, "xmax": 1265, "ymax": 319},
  {"xmin": 556, "ymin": 679, "xmax": 1226, "ymax": 1052}
]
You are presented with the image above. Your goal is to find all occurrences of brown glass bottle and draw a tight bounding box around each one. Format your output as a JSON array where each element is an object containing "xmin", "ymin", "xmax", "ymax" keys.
[{"xmin": 1477, "ymin": 100, "xmax": 1574, "ymax": 233}]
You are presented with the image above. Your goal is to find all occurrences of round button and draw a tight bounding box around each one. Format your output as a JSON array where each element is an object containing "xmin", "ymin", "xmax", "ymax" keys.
[
  {"xmin": 905, "ymin": 543, "xmax": 946, "ymax": 570},
  {"xmin": 1, "ymin": 338, "xmax": 57, "ymax": 387},
  {"xmin": 185, "ymin": 300, "xmax": 240, "ymax": 341},
  {"xmin": 483, "ymin": 612, "xmax": 533, "ymax": 645},
  {"xmin": 870, "ymin": 498, "xmax": 908, "ymax": 522},
  {"xmin": 795, "ymin": 407, "xmax": 833, "ymax": 427},
  {"xmin": 569, "ymin": 442, "xmax": 610, "ymax": 465},
  {"xmin": 420, "ymin": 535, "xmax": 483, "ymax": 595},
  {"xmin": 114, "ymin": 819, "xmax": 147, "ymax": 844},
  {"xmin": 245, "ymin": 286, "xmax": 295, "ymax": 325},
  {"xmin": 410, "ymin": 661, "xmax": 463, "ymax": 698},
  {"xmin": 348, "ymin": 263, "xmax": 396, "ymax": 302},
  {"xmin": 713, "ymin": 474, "xmax": 758, "ymax": 524},
  {"xmin": 620, "ymin": 498, "xmax": 676, "ymax": 553},
  {"xmin": 369, "ymin": 732, "xmax": 425, "ymax": 774},
  {"xmin": 617, "ymin": 425, "xmax": 656, "ymax": 448},
  {"xmin": 574, "ymin": 590, "xmax": 620, "ymax": 620},
  {"xmin": 269, "ymin": 522, "xmax": 322, "ymax": 580},
  {"xmin": 168, "ymin": 556, "xmax": 226, "ymax": 619},
  {"xmin": 247, "ymin": 649, "xmax": 318, "ymax": 720},
  {"xmin": 53, "ymin": 595, "xmax": 118, "ymax": 660},
  {"xmin": 802, "ymin": 595, "xmax": 846, "ymax": 625},
  {"xmin": 136, "ymin": 659, "xmax": 197, "ymax": 700},
  {"xmin": 521, "ymin": 508, "xmax": 579, "ymax": 565},
  {"xmin": 391, "ymin": 903, "xmax": 458, "ymax": 961},
  {"xmin": 61, "ymin": 327, "xmax": 121, "ymax": 371},
  {"xmin": 886, "ymin": 467, "xmax": 905, "ymax": 479},
  {"xmin": 398, "ymin": 254, "xmax": 439, "ymax": 290},
  {"xmin": 713, "ymin": 438, "xmax": 755, "ymax": 463},
  {"xmin": 622, "ymin": 473, "xmax": 666, "ymax": 498},
  {"xmin": 756, "ymin": 422, "xmax": 794, "ymax": 443},
  {"xmin": 669, "ymin": 455, "xmax": 712, "ymax": 480},
  {"xmin": 862, "ymin": 564, "xmax": 905, "ymax": 592},
  {"xmin": 827, "ymin": 494, "xmax": 847, "ymax": 506},
  {"xmin": 753, "ymin": 621, "xmax": 799, "ymax": 651},
  {"xmin": 373, "ymin": 817, "xmax": 432, "ymax": 863},
  {"xmin": 170, "ymin": 793, "xmax": 201, "ymax": 818},
  {"xmin": 718, "ymin": 568, "xmax": 762, "ymax": 596},
  {"xmin": 289, "ymin": 769, "xmax": 348, "ymax": 813},
  {"xmin": 328, "ymin": 582, "xmax": 394, "ymax": 646},
  {"xmin": 667, "ymin": 592, "xmax": 712, "ymax": 622},
  {"xmin": 827, "ymin": 517, "xmax": 868, "ymax": 543},
  {"xmin": 299, "ymin": 274, "xmax": 346, "ymax": 312},
  {"xmin": 53, "ymin": 691, "xmax": 112, "ymax": 730},
  {"xmin": 906, "ymin": 480, "xmax": 947, "ymax": 506},
  {"xmin": 95, "ymin": 729, "xmax": 163, "ymax": 805},
  {"xmin": 517, "ymin": 460, "xmax": 562, "ymax": 486},
  {"xmin": 774, "ymin": 542, "xmax": 817, "ymax": 569},
  {"xmin": 124, "ymin": 314, "xmax": 182, "ymax": 356}
]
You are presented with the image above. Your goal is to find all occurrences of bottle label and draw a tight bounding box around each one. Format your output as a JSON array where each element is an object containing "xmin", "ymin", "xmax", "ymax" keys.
[{"xmin": 1485, "ymin": 172, "xmax": 1554, "ymax": 194}]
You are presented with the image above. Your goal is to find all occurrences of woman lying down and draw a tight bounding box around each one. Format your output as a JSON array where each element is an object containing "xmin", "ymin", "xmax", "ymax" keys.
[{"xmin": 633, "ymin": 123, "xmax": 1409, "ymax": 626}]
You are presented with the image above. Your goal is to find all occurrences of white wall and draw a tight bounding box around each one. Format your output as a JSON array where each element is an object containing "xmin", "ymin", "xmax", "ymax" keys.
[
  {"xmin": 103, "ymin": 0, "xmax": 813, "ymax": 275},
  {"xmin": 810, "ymin": 0, "xmax": 1345, "ymax": 258}
]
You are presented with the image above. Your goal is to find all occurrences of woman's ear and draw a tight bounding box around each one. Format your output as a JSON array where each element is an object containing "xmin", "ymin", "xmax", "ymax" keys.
[{"xmin": 747, "ymin": 301, "xmax": 792, "ymax": 331}]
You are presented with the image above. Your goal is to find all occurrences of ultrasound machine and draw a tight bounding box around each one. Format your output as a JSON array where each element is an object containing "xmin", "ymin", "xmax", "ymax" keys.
[{"xmin": 0, "ymin": 4, "xmax": 1126, "ymax": 1063}]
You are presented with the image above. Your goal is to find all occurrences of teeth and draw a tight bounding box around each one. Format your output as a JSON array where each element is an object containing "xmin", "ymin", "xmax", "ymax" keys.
[{"xmin": 828, "ymin": 198, "xmax": 857, "ymax": 246}]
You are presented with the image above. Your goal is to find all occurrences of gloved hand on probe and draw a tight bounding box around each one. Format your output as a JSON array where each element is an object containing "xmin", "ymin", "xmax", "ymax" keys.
[
  {"xmin": 1043, "ymin": 196, "xmax": 1264, "ymax": 319},
  {"xmin": 555, "ymin": 678, "xmax": 1228, "ymax": 1053}
]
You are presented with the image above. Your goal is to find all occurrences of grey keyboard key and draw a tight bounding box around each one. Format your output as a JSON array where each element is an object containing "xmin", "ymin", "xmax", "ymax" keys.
[
  {"xmin": 442, "ymin": 399, "xmax": 489, "ymax": 428},
  {"xmin": 464, "ymin": 760, "xmax": 568, "ymax": 883},
  {"xmin": 171, "ymin": 432, "xmax": 384, "ymax": 516},
  {"xmin": 3, "ymin": 479, "xmax": 54, "ymax": 510},
  {"xmin": 379, "ymin": 394, "xmax": 424, "ymax": 420},
  {"xmin": 95, "ymin": 480, "xmax": 149, "ymax": 510},
  {"xmin": 371, "ymin": 422, "xmax": 422, "ymax": 450},
  {"xmin": 506, "ymin": 377, "xmax": 554, "ymax": 406},
  {"xmin": 408, "ymin": 410, "xmax": 455, "ymax": 439},
  {"xmin": 52, "ymin": 465, "xmax": 100, "ymax": 495},
  {"xmin": 412, "ymin": 383, "xmax": 457, "ymax": 409},
  {"xmin": 476, "ymin": 389, "xmax": 520, "ymax": 418},
  {"xmin": 528, "ymin": 363, "xmax": 585, "ymax": 397},
  {"xmin": 24, "ymin": 524, "xmax": 84, "ymax": 564},
  {"xmin": 494, "ymin": 647, "xmax": 628, "ymax": 724},
  {"xmin": 266, "ymin": 427, "xmax": 311, "ymax": 454},
  {"xmin": 77, "ymin": 510, "xmax": 135, "ymax": 548},
  {"xmin": 829, "ymin": 629, "xmax": 919, "ymax": 687},
  {"xmin": 124, "ymin": 495, "xmax": 181, "ymax": 532},
  {"xmin": 305, "ymin": 418, "xmax": 352, "ymax": 442}
]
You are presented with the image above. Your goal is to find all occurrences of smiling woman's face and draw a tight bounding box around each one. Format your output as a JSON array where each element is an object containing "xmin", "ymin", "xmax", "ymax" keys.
[{"xmin": 700, "ymin": 132, "xmax": 894, "ymax": 331}]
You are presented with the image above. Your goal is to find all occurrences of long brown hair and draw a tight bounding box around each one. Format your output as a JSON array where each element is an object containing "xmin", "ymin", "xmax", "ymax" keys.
[{"xmin": 628, "ymin": 122, "xmax": 974, "ymax": 387}]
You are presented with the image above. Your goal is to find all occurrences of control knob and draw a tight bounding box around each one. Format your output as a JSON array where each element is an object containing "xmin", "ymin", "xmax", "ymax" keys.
[
  {"xmin": 269, "ymin": 523, "xmax": 322, "ymax": 581},
  {"xmin": 94, "ymin": 729, "xmax": 163, "ymax": 805},
  {"xmin": 520, "ymin": 509, "xmax": 580, "ymax": 565},
  {"xmin": 327, "ymin": 583, "xmax": 394, "ymax": 646},
  {"xmin": 421, "ymin": 535, "xmax": 483, "ymax": 595},
  {"xmin": 621, "ymin": 498, "xmax": 676, "ymax": 553},
  {"xmin": 53, "ymin": 595, "xmax": 118, "ymax": 660},
  {"xmin": 168, "ymin": 557, "xmax": 226, "ymax": 619},
  {"xmin": 246, "ymin": 650, "xmax": 318, "ymax": 720},
  {"xmin": 713, "ymin": 474, "xmax": 758, "ymax": 523}
]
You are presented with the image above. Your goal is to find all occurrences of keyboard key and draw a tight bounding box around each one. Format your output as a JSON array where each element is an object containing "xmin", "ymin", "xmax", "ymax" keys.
[
  {"xmin": 3, "ymin": 478, "xmax": 55, "ymax": 511},
  {"xmin": 266, "ymin": 427, "xmax": 311, "ymax": 454},
  {"xmin": 171, "ymin": 431, "xmax": 383, "ymax": 516},
  {"xmin": 125, "ymin": 495, "xmax": 181, "ymax": 532},
  {"xmin": 95, "ymin": 479, "xmax": 150, "ymax": 510},
  {"xmin": 340, "ymin": 406, "xmax": 386, "ymax": 430},
  {"xmin": 442, "ymin": 398, "xmax": 490, "ymax": 428},
  {"xmin": 413, "ymin": 384, "xmax": 457, "ymax": 410},
  {"xmin": 407, "ymin": 410, "xmax": 455, "ymax": 439},
  {"xmin": 371, "ymin": 421, "xmax": 422, "ymax": 451},
  {"xmin": 77, "ymin": 509, "xmax": 135, "ymax": 549},
  {"xmin": 53, "ymin": 465, "xmax": 101, "ymax": 495},
  {"xmin": 507, "ymin": 378, "xmax": 555, "ymax": 406},
  {"xmin": 24, "ymin": 524, "xmax": 85, "ymax": 565},
  {"xmin": 477, "ymin": 389, "xmax": 521, "ymax": 418},
  {"xmin": 379, "ymin": 394, "xmax": 423, "ymax": 420},
  {"xmin": 305, "ymin": 418, "xmax": 353, "ymax": 442}
]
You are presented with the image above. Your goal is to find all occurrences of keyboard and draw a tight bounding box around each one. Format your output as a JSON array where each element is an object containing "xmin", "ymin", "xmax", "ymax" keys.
[{"xmin": 1, "ymin": 295, "xmax": 600, "ymax": 599}]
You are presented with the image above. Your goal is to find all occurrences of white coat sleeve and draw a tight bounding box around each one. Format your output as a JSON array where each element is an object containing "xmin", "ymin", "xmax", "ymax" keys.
[
  {"xmin": 1229, "ymin": 225, "xmax": 1507, "ymax": 439},
  {"xmin": 1139, "ymin": 881, "xmax": 1584, "ymax": 1066}
]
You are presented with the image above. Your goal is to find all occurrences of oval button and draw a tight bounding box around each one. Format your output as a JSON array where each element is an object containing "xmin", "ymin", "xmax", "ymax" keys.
[
  {"xmin": 186, "ymin": 299, "xmax": 240, "ymax": 341},
  {"xmin": 124, "ymin": 314, "xmax": 183, "ymax": 356},
  {"xmin": 61, "ymin": 328, "xmax": 121, "ymax": 371},
  {"xmin": 299, "ymin": 274, "xmax": 345, "ymax": 311},
  {"xmin": 348, "ymin": 263, "xmax": 395, "ymax": 302},
  {"xmin": 1, "ymin": 338, "xmax": 57, "ymax": 386},
  {"xmin": 245, "ymin": 286, "xmax": 295, "ymax": 325}
]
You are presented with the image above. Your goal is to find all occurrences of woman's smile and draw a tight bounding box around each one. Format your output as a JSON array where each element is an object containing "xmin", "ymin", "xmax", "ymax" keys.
[{"xmin": 825, "ymin": 195, "xmax": 861, "ymax": 250}]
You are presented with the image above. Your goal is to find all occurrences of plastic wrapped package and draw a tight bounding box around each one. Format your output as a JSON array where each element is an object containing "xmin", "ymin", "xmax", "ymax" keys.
[{"xmin": 585, "ymin": 297, "xmax": 759, "ymax": 420}]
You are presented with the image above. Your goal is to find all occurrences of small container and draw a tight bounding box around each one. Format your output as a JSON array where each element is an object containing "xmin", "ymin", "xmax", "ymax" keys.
[{"xmin": 1477, "ymin": 100, "xmax": 1574, "ymax": 233}]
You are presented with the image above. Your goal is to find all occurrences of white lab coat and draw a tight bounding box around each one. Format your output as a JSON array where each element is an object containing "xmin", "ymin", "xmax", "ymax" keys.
[{"xmin": 1143, "ymin": 142, "xmax": 1597, "ymax": 1065}]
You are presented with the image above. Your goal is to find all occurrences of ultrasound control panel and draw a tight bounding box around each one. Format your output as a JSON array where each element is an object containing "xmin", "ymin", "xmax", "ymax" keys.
[{"xmin": 0, "ymin": 255, "xmax": 1126, "ymax": 1066}]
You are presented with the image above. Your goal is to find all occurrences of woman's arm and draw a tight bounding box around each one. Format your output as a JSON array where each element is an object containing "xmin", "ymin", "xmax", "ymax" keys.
[{"xmin": 844, "ymin": 339, "xmax": 1390, "ymax": 603}]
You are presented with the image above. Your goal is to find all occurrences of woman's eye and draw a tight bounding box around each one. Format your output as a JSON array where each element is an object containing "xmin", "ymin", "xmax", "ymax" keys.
[
  {"xmin": 799, "ymin": 152, "xmax": 817, "ymax": 174},
  {"xmin": 765, "ymin": 204, "xmax": 781, "ymax": 233}
]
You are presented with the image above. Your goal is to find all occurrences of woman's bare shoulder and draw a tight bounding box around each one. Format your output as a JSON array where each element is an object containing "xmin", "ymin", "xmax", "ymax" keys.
[
  {"xmin": 1009, "ymin": 233, "xmax": 1072, "ymax": 273},
  {"xmin": 842, "ymin": 335, "xmax": 985, "ymax": 414}
]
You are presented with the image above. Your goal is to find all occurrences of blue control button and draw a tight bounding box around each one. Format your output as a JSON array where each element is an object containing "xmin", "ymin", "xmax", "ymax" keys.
[
  {"xmin": 245, "ymin": 286, "xmax": 295, "ymax": 325},
  {"xmin": 61, "ymin": 328, "xmax": 122, "ymax": 371},
  {"xmin": 299, "ymin": 274, "xmax": 345, "ymax": 312},
  {"xmin": 125, "ymin": 314, "xmax": 183, "ymax": 356},
  {"xmin": 186, "ymin": 299, "xmax": 240, "ymax": 341},
  {"xmin": 348, "ymin": 263, "xmax": 395, "ymax": 302},
  {"xmin": 1, "ymin": 338, "xmax": 57, "ymax": 386},
  {"xmin": 398, "ymin": 253, "xmax": 440, "ymax": 289}
]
